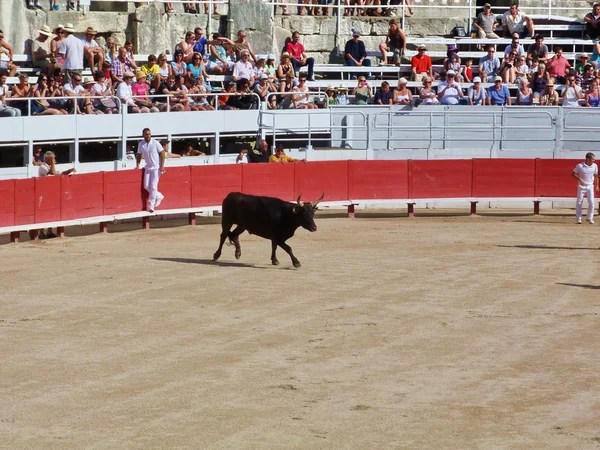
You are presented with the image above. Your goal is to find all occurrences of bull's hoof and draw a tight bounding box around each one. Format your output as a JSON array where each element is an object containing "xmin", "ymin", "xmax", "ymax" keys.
[
  {"xmin": 272, "ymin": 259, "xmax": 279, "ymax": 266},
  {"xmin": 293, "ymin": 260, "xmax": 301, "ymax": 268},
  {"xmin": 235, "ymin": 250, "xmax": 241, "ymax": 260},
  {"xmin": 213, "ymin": 252, "xmax": 220, "ymax": 261}
]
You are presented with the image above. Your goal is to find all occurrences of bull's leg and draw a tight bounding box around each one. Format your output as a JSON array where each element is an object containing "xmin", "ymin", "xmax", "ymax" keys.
[
  {"xmin": 278, "ymin": 240, "xmax": 301, "ymax": 268},
  {"xmin": 229, "ymin": 226, "xmax": 245, "ymax": 259},
  {"xmin": 213, "ymin": 221, "xmax": 232, "ymax": 261},
  {"xmin": 271, "ymin": 240, "xmax": 279, "ymax": 265}
]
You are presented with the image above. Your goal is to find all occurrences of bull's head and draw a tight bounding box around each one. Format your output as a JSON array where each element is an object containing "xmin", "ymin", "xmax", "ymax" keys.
[{"xmin": 294, "ymin": 193, "xmax": 324, "ymax": 232}]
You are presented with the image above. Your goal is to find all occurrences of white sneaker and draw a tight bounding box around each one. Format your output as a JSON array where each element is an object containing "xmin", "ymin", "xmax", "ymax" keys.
[
  {"xmin": 577, "ymin": 218, "xmax": 582, "ymax": 224},
  {"xmin": 147, "ymin": 200, "xmax": 154, "ymax": 213},
  {"xmin": 155, "ymin": 194, "xmax": 164, "ymax": 209},
  {"xmin": 588, "ymin": 219, "xmax": 595, "ymax": 224}
]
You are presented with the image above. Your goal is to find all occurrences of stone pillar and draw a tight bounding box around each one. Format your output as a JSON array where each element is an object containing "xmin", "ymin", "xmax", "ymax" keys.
[{"xmin": 229, "ymin": 0, "xmax": 274, "ymax": 55}]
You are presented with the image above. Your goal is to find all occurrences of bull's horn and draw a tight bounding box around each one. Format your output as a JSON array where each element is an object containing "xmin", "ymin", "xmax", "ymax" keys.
[
  {"xmin": 312, "ymin": 193, "xmax": 325, "ymax": 207},
  {"xmin": 297, "ymin": 194, "xmax": 304, "ymax": 206}
]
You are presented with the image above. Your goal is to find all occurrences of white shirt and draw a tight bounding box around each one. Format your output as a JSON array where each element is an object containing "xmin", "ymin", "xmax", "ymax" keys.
[
  {"xmin": 504, "ymin": 44, "xmax": 525, "ymax": 57},
  {"xmin": 561, "ymin": 85, "xmax": 582, "ymax": 107},
  {"xmin": 137, "ymin": 138, "xmax": 163, "ymax": 170},
  {"xmin": 233, "ymin": 60, "xmax": 254, "ymax": 80},
  {"xmin": 0, "ymin": 84, "xmax": 6, "ymax": 106},
  {"xmin": 81, "ymin": 38, "xmax": 99, "ymax": 48},
  {"xmin": 38, "ymin": 162, "xmax": 51, "ymax": 177},
  {"xmin": 59, "ymin": 34, "xmax": 85, "ymax": 70},
  {"xmin": 116, "ymin": 82, "xmax": 135, "ymax": 106},
  {"xmin": 64, "ymin": 83, "xmax": 84, "ymax": 95},
  {"xmin": 574, "ymin": 162, "xmax": 598, "ymax": 186},
  {"xmin": 502, "ymin": 11, "xmax": 527, "ymax": 34}
]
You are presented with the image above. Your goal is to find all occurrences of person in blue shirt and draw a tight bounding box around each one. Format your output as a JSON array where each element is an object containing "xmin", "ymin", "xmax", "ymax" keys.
[
  {"xmin": 487, "ymin": 76, "xmax": 512, "ymax": 105},
  {"xmin": 193, "ymin": 27, "xmax": 208, "ymax": 57},
  {"xmin": 374, "ymin": 81, "xmax": 393, "ymax": 105},
  {"xmin": 344, "ymin": 30, "xmax": 372, "ymax": 79}
]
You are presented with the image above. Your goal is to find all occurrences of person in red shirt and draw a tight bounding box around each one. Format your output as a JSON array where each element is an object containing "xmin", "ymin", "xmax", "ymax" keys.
[
  {"xmin": 285, "ymin": 31, "xmax": 315, "ymax": 81},
  {"xmin": 410, "ymin": 44, "xmax": 432, "ymax": 82},
  {"xmin": 546, "ymin": 46, "xmax": 571, "ymax": 83}
]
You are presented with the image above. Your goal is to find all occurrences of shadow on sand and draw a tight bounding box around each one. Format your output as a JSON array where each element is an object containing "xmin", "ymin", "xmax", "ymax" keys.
[
  {"xmin": 496, "ymin": 245, "xmax": 599, "ymax": 251},
  {"xmin": 557, "ymin": 282, "xmax": 600, "ymax": 290},
  {"xmin": 152, "ymin": 257, "xmax": 266, "ymax": 269}
]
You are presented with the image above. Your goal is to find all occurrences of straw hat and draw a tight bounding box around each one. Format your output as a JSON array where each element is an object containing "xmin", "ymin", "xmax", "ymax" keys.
[
  {"xmin": 82, "ymin": 76, "xmax": 94, "ymax": 85},
  {"xmin": 53, "ymin": 24, "xmax": 64, "ymax": 34},
  {"xmin": 62, "ymin": 23, "xmax": 75, "ymax": 33},
  {"xmin": 338, "ymin": 84, "xmax": 347, "ymax": 91},
  {"xmin": 38, "ymin": 25, "xmax": 53, "ymax": 37},
  {"xmin": 85, "ymin": 26, "xmax": 98, "ymax": 35}
]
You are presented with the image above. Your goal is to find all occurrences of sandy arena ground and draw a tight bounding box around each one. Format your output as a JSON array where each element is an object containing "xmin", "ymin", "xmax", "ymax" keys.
[{"xmin": 1, "ymin": 210, "xmax": 600, "ymax": 449}]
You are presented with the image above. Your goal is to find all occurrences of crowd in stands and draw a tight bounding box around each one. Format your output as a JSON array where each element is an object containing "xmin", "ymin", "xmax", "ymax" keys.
[{"xmin": 5, "ymin": 2, "xmax": 600, "ymax": 117}]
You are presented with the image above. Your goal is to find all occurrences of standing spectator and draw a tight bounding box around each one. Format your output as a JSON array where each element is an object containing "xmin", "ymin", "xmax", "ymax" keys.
[
  {"xmin": 516, "ymin": 79, "xmax": 533, "ymax": 105},
  {"xmin": 232, "ymin": 50, "xmax": 255, "ymax": 84},
  {"xmin": 547, "ymin": 47, "xmax": 571, "ymax": 84},
  {"xmin": 0, "ymin": 73, "xmax": 21, "ymax": 117},
  {"xmin": 467, "ymin": 76, "xmax": 487, "ymax": 105},
  {"xmin": 393, "ymin": 77, "xmax": 412, "ymax": 105},
  {"xmin": 344, "ymin": 30, "xmax": 372, "ymax": 79},
  {"xmin": 58, "ymin": 23, "xmax": 84, "ymax": 84},
  {"xmin": 136, "ymin": 128, "xmax": 165, "ymax": 213},
  {"xmin": 502, "ymin": 3, "xmax": 535, "ymax": 38},
  {"xmin": 487, "ymin": 76, "xmax": 511, "ymax": 105},
  {"xmin": 572, "ymin": 153, "xmax": 599, "ymax": 224},
  {"xmin": 50, "ymin": 25, "xmax": 65, "ymax": 69},
  {"xmin": 233, "ymin": 30, "xmax": 257, "ymax": 63},
  {"xmin": 285, "ymin": 31, "xmax": 315, "ymax": 81},
  {"xmin": 378, "ymin": 19, "xmax": 406, "ymax": 66},
  {"xmin": 419, "ymin": 77, "xmax": 438, "ymax": 105},
  {"xmin": 562, "ymin": 74, "xmax": 583, "ymax": 107},
  {"xmin": 0, "ymin": 30, "xmax": 18, "ymax": 77},
  {"xmin": 584, "ymin": 3, "xmax": 600, "ymax": 40},
  {"xmin": 526, "ymin": 35, "xmax": 549, "ymax": 63},
  {"xmin": 437, "ymin": 70, "xmax": 465, "ymax": 105},
  {"xmin": 374, "ymin": 81, "xmax": 393, "ymax": 104},
  {"xmin": 478, "ymin": 45, "xmax": 500, "ymax": 83},
  {"xmin": 539, "ymin": 80, "xmax": 559, "ymax": 106},
  {"xmin": 353, "ymin": 76, "xmax": 373, "ymax": 105},
  {"xmin": 32, "ymin": 25, "xmax": 58, "ymax": 76},
  {"xmin": 504, "ymin": 33, "xmax": 525, "ymax": 57},
  {"xmin": 82, "ymin": 27, "xmax": 105, "ymax": 73},
  {"xmin": 473, "ymin": 3, "xmax": 499, "ymax": 39},
  {"xmin": 411, "ymin": 45, "xmax": 433, "ymax": 82},
  {"xmin": 585, "ymin": 79, "xmax": 600, "ymax": 106}
]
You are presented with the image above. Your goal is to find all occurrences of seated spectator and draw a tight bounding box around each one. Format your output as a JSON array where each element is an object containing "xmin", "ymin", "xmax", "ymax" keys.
[
  {"xmin": 192, "ymin": 27, "xmax": 208, "ymax": 57},
  {"xmin": 111, "ymin": 46, "xmax": 134, "ymax": 85},
  {"xmin": 285, "ymin": 32, "xmax": 315, "ymax": 81},
  {"xmin": 316, "ymin": 0, "xmax": 335, "ymax": 16},
  {"xmin": 187, "ymin": 52, "xmax": 208, "ymax": 81},
  {"xmin": 277, "ymin": 53, "xmax": 295, "ymax": 89},
  {"xmin": 164, "ymin": 2, "xmax": 175, "ymax": 13},
  {"xmin": 89, "ymin": 71, "xmax": 118, "ymax": 114},
  {"xmin": 176, "ymin": 31, "xmax": 196, "ymax": 63},
  {"xmin": 0, "ymin": 30, "xmax": 18, "ymax": 77},
  {"xmin": 253, "ymin": 73, "xmax": 277, "ymax": 109},
  {"xmin": 438, "ymin": 70, "xmax": 466, "ymax": 105},
  {"xmin": 580, "ymin": 64, "xmax": 595, "ymax": 91},
  {"xmin": 117, "ymin": 71, "xmax": 150, "ymax": 113},
  {"xmin": 238, "ymin": 139, "xmax": 270, "ymax": 163},
  {"xmin": 294, "ymin": 76, "xmax": 318, "ymax": 109},
  {"xmin": 233, "ymin": 50, "xmax": 255, "ymax": 85},
  {"xmin": 253, "ymin": 58, "xmax": 268, "ymax": 79},
  {"xmin": 33, "ymin": 146, "xmax": 44, "ymax": 165},
  {"xmin": 515, "ymin": 55, "xmax": 529, "ymax": 84},
  {"xmin": 325, "ymin": 85, "xmax": 336, "ymax": 105},
  {"xmin": 32, "ymin": 25, "xmax": 59, "ymax": 76},
  {"xmin": 531, "ymin": 62, "xmax": 550, "ymax": 101},
  {"xmin": 353, "ymin": 76, "xmax": 373, "ymax": 105},
  {"xmin": 233, "ymin": 29, "xmax": 257, "ymax": 63},
  {"xmin": 411, "ymin": 45, "xmax": 433, "ymax": 82},
  {"xmin": 444, "ymin": 52, "xmax": 463, "ymax": 82},
  {"xmin": 156, "ymin": 53, "xmax": 171, "ymax": 85},
  {"xmin": 463, "ymin": 59, "xmax": 474, "ymax": 82},
  {"xmin": 487, "ymin": 76, "xmax": 511, "ymax": 105},
  {"xmin": 132, "ymin": 72, "xmax": 158, "ymax": 112},
  {"xmin": 504, "ymin": 33, "xmax": 525, "ymax": 57},
  {"xmin": 516, "ymin": 78, "xmax": 532, "ymax": 105},
  {"xmin": 562, "ymin": 74, "xmax": 583, "ymax": 107},
  {"xmin": 393, "ymin": 77, "xmax": 412, "ymax": 105},
  {"xmin": 33, "ymin": 73, "xmax": 68, "ymax": 115},
  {"xmin": 171, "ymin": 51, "xmax": 186, "ymax": 76},
  {"xmin": 499, "ymin": 49, "xmax": 518, "ymax": 84},
  {"xmin": 374, "ymin": 81, "xmax": 393, "ymax": 105},
  {"xmin": 227, "ymin": 78, "xmax": 258, "ymax": 110},
  {"xmin": 335, "ymin": 84, "xmax": 350, "ymax": 105},
  {"xmin": 10, "ymin": 73, "xmax": 35, "ymax": 116},
  {"xmin": 105, "ymin": 37, "xmax": 117, "ymax": 64},
  {"xmin": 585, "ymin": 79, "xmax": 600, "ymax": 106},
  {"xmin": 0, "ymin": 73, "xmax": 21, "ymax": 117},
  {"xmin": 529, "ymin": 57, "xmax": 540, "ymax": 75},
  {"xmin": 502, "ymin": 2, "xmax": 534, "ymax": 38},
  {"xmin": 207, "ymin": 34, "xmax": 234, "ymax": 75},
  {"xmin": 547, "ymin": 47, "xmax": 571, "ymax": 84},
  {"xmin": 218, "ymin": 81, "xmax": 237, "ymax": 110},
  {"xmin": 39, "ymin": 151, "xmax": 76, "ymax": 177},
  {"xmin": 539, "ymin": 80, "xmax": 559, "ymax": 106},
  {"xmin": 344, "ymin": 30, "xmax": 372, "ymax": 80},
  {"xmin": 473, "ymin": 3, "xmax": 499, "ymax": 39},
  {"xmin": 584, "ymin": 3, "xmax": 600, "ymax": 40},
  {"xmin": 183, "ymin": 142, "xmax": 206, "ymax": 156},
  {"xmin": 269, "ymin": 143, "xmax": 305, "ymax": 163},
  {"xmin": 526, "ymin": 35, "xmax": 548, "ymax": 63},
  {"xmin": 140, "ymin": 54, "xmax": 160, "ymax": 89},
  {"xmin": 478, "ymin": 45, "xmax": 500, "ymax": 83},
  {"xmin": 278, "ymin": 73, "xmax": 296, "ymax": 109},
  {"xmin": 379, "ymin": 19, "xmax": 406, "ymax": 66},
  {"xmin": 576, "ymin": 53, "xmax": 591, "ymax": 74},
  {"xmin": 47, "ymin": 76, "xmax": 68, "ymax": 112},
  {"xmin": 467, "ymin": 76, "xmax": 486, "ymax": 105},
  {"xmin": 82, "ymin": 27, "xmax": 105, "ymax": 73},
  {"xmin": 265, "ymin": 54, "xmax": 277, "ymax": 78},
  {"xmin": 419, "ymin": 77, "xmax": 438, "ymax": 105},
  {"xmin": 63, "ymin": 73, "xmax": 93, "ymax": 114}
]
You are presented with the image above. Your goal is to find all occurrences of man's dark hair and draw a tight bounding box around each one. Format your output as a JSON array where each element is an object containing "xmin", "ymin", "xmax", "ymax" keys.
[
  {"xmin": 142, "ymin": 127, "xmax": 151, "ymax": 134},
  {"xmin": 534, "ymin": 34, "xmax": 543, "ymax": 41},
  {"xmin": 292, "ymin": 31, "xmax": 300, "ymax": 38},
  {"xmin": 586, "ymin": 152, "xmax": 595, "ymax": 159},
  {"xmin": 148, "ymin": 54, "xmax": 157, "ymax": 62}
]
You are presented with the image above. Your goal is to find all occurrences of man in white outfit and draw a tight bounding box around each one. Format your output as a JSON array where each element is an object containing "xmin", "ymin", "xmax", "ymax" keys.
[
  {"xmin": 136, "ymin": 128, "xmax": 165, "ymax": 213},
  {"xmin": 572, "ymin": 152, "xmax": 599, "ymax": 224}
]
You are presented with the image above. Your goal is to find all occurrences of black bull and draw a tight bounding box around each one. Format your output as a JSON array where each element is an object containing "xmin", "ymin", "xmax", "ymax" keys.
[{"xmin": 213, "ymin": 192, "xmax": 324, "ymax": 268}]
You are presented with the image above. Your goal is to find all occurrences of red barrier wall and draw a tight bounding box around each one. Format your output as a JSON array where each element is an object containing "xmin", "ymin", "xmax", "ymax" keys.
[{"xmin": 0, "ymin": 159, "xmax": 581, "ymax": 230}]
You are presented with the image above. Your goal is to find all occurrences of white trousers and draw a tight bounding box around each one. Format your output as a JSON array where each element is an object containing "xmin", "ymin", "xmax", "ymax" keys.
[
  {"xmin": 143, "ymin": 168, "xmax": 162, "ymax": 208},
  {"xmin": 576, "ymin": 184, "xmax": 595, "ymax": 220}
]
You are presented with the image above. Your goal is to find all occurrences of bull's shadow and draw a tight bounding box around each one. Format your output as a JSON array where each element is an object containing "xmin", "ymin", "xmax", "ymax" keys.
[
  {"xmin": 496, "ymin": 245, "xmax": 599, "ymax": 251},
  {"xmin": 557, "ymin": 282, "xmax": 600, "ymax": 290},
  {"xmin": 152, "ymin": 257, "xmax": 266, "ymax": 269}
]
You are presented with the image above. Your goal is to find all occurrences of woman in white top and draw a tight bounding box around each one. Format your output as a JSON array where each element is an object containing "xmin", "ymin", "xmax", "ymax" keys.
[
  {"xmin": 175, "ymin": 32, "xmax": 195, "ymax": 63},
  {"xmin": 561, "ymin": 74, "xmax": 583, "ymax": 107},
  {"xmin": 419, "ymin": 77, "xmax": 438, "ymax": 105},
  {"xmin": 393, "ymin": 77, "xmax": 413, "ymax": 105},
  {"xmin": 294, "ymin": 77, "xmax": 317, "ymax": 109},
  {"xmin": 157, "ymin": 53, "xmax": 172, "ymax": 79},
  {"xmin": 516, "ymin": 78, "xmax": 532, "ymax": 105},
  {"xmin": 467, "ymin": 76, "xmax": 486, "ymax": 105}
]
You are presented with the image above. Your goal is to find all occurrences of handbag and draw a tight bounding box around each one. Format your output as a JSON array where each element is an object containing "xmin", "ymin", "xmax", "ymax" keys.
[
  {"xmin": 452, "ymin": 27, "xmax": 467, "ymax": 38},
  {"xmin": 34, "ymin": 99, "xmax": 50, "ymax": 108},
  {"xmin": 136, "ymin": 99, "xmax": 153, "ymax": 108},
  {"xmin": 101, "ymin": 97, "xmax": 117, "ymax": 108}
]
